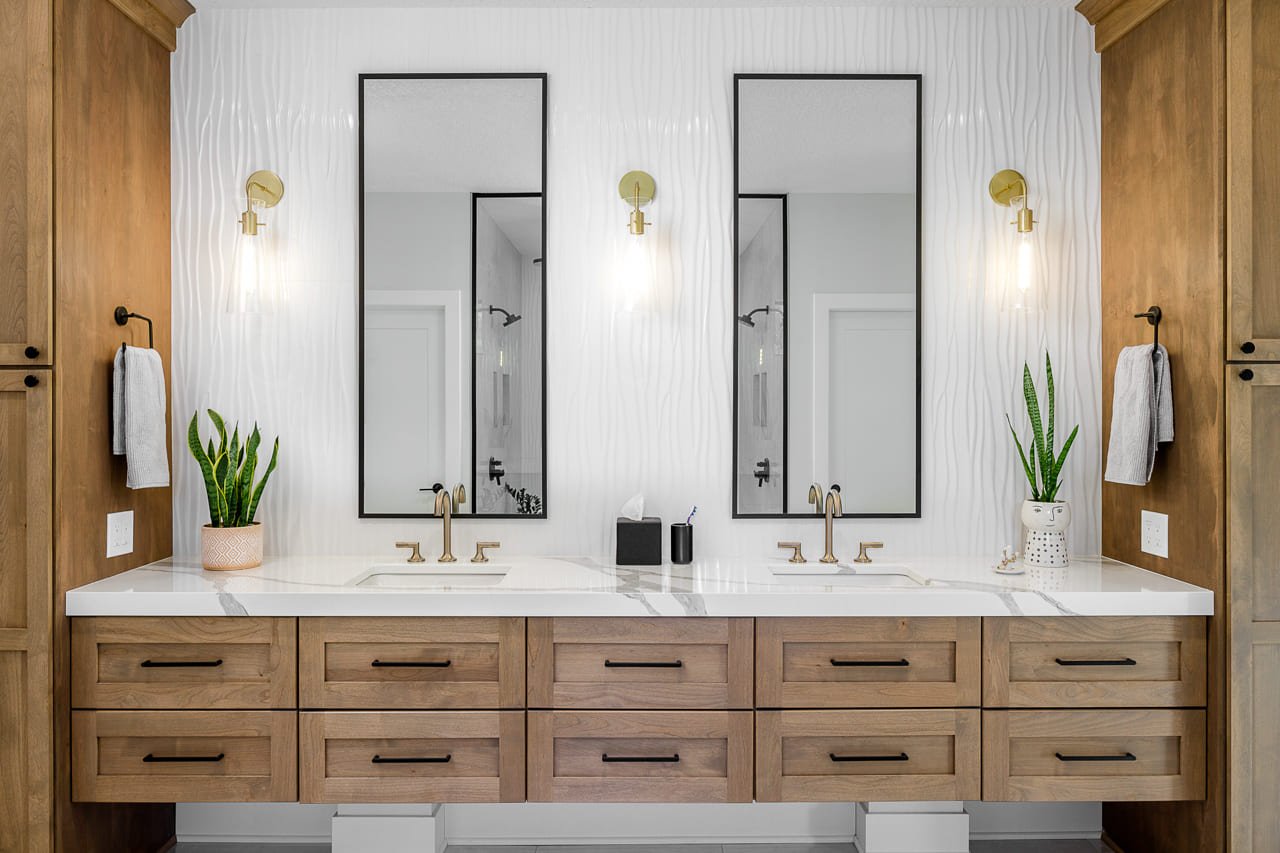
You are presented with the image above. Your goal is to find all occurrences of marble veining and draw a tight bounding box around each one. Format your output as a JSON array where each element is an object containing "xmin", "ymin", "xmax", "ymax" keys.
[{"xmin": 66, "ymin": 555, "xmax": 1212, "ymax": 617}]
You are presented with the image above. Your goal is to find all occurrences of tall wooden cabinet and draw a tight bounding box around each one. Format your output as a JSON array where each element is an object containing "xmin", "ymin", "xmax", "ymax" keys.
[
  {"xmin": 1079, "ymin": 0, "xmax": 1280, "ymax": 849},
  {"xmin": 0, "ymin": 0, "xmax": 192, "ymax": 849}
]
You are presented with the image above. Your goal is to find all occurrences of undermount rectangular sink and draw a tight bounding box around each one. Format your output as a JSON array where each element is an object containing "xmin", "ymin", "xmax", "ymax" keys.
[
  {"xmin": 770, "ymin": 564, "xmax": 927, "ymax": 588},
  {"xmin": 352, "ymin": 564, "xmax": 510, "ymax": 588}
]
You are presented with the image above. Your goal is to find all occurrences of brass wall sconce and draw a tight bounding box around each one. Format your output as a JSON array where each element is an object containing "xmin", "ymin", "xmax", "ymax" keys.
[
  {"xmin": 619, "ymin": 170, "xmax": 655, "ymax": 236},
  {"xmin": 989, "ymin": 168, "xmax": 1038, "ymax": 308},
  {"xmin": 239, "ymin": 169, "xmax": 285, "ymax": 236},
  {"xmin": 988, "ymin": 168, "xmax": 1034, "ymax": 233}
]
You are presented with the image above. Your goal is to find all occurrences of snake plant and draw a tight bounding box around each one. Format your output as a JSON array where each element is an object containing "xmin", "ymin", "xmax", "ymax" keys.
[
  {"xmin": 187, "ymin": 409, "xmax": 279, "ymax": 527},
  {"xmin": 1007, "ymin": 352, "xmax": 1079, "ymax": 503}
]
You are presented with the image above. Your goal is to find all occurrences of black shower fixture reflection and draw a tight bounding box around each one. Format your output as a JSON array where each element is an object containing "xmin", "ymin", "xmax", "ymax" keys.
[
  {"xmin": 738, "ymin": 305, "xmax": 770, "ymax": 327},
  {"xmin": 489, "ymin": 305, "xmax": 522, "ymax": 327}
]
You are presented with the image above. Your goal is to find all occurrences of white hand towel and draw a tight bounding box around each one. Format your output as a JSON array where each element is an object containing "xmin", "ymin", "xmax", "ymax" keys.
[
  {"xmin": 1104, "ymin": 343, "xmax": 1173, "ymax": 486},
  {"xmin": 111, "ymin": 345, "xmax": 170, "ymax": 489}
]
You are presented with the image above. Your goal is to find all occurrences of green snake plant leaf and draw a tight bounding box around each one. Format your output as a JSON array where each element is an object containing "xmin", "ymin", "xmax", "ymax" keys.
[
  {"xmin": 1022, "ymin": 363, "xmax": 1047, "ymax": 494},
  {"xmin": 1029, "ymin": 443, "xmax": 1040, "ymax": 501},
  {"xmin": 225, "ymin": 426, "xmax": 241, "ymax": 525},
  {"xmin": 1046, "ymin": 425, "xmax": 1080, "ymax": 501},
  {"xmin": 187, "ymin": 413, "xmax": 223, "ymax": 526},
  {"xmin": 245, "ymin": 438, "xmax": 279, "ymax": 524},
  {"xmin": 238, "ymin": 426, "xmax": 261, "ymax": 526},
  {"xmin": 1006, "ymin": 414, "xmax": 1036, "ymax": 495},
  {"xmin": 1045, "ymin": 352, "xmax": 1056, "ymax": 473}
]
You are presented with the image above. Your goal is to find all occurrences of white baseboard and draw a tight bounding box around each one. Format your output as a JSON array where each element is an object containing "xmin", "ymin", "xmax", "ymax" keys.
[{"xmin": 177, "ymin": 801, "xmax": 1101, "ymax": 845}]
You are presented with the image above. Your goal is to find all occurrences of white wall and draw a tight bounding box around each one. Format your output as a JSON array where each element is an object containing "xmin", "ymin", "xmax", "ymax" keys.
[{"xmin": 169, "ymin": 3, "xmax": 1101, "ymax": 842}]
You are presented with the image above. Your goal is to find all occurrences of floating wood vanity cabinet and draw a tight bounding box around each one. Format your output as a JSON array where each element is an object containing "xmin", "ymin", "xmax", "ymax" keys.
[
  {"xmin": 72, "ymin": 617, "xmax": 297, "ymax": 709},
  {"xmin": 68, "ymin": 613, "xmax": 1209, "ymax": 806},
  {"xmin": 527, "ymin": 617, "xmax": 753, "ymax": 709},
  {"xmin": 300, "ymin": 711, "xmax": 526, "ymax": 803},
  {"xmin": 299, "ymin": 617, "xmax": 526, "ymax": 709},
  {"xmin": 756, "ymin": 617, "xmax": 981, "ymax": 708},
  {"xmin": 72, "ymin": 710, "xmax": 297, "ymax": 803},
  {"xmin": 528, "ymin": 710, "xmax": 754, "ymax": 803}
]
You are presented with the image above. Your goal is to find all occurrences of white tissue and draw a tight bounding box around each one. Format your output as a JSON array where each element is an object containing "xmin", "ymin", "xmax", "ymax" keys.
[{"xmin": 620, "ymin": 493, "xmax": 645, "ymax": 521}]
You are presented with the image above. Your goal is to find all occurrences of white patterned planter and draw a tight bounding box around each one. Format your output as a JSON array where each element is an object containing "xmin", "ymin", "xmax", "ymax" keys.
[
  {"xmin": 1021, "ymin": 500, "xmax": 1070, "ymax": 568},
  {"xmin": 201, "ymin": 523, "xmax": 263, "ymax": 571}
]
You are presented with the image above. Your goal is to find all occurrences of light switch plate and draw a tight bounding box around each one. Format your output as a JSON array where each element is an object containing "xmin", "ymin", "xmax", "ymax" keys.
[
  {"xmin": 106, "ymin": 510, "xmax": 134, "ymax": 558},
  {"xmin": 1141, "ymin": 509, "xmax": 1169, "ymax": 559}
]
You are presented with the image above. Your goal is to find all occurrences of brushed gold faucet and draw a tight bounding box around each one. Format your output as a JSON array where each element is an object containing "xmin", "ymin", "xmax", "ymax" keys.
[
  {"xmin": 819, "ymin": 485, "xmax": 843, "ymax": 564},
  {"xmin": 432, "ymin": 483, "xmax": 466, "ymax": 563},
  {"xmin": 395, "ymin": 541, "xmax": 425, "ymax": 563},
  {"xmin": 472, "ymin": 541, "xmax": 500, "ymax": 563},
  {"xmin": 854, "ymin": 541, "xmax": 884, "ymax": 563},
  {"xmin": 777, "ymin": 541, "xmax": 806, "ymax": 563}
]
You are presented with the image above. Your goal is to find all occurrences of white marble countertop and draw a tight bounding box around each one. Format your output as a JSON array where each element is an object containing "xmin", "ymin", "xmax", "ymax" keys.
[{"xmin": 64, "ymin": 554, "xmax": 1213, "ymax": 618}]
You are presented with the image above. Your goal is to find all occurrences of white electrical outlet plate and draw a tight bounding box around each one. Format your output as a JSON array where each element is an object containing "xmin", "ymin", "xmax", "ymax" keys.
[
  {"xmin": 1141, "ymin": 510, "xmax": 1169, "ymax": 559},
  {"xmin": 106, "ymin": 510, "xmax": 134, "ymax": 558}
]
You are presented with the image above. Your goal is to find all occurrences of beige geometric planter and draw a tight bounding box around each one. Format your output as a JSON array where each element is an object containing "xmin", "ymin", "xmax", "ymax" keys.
[{"xmin": 201, "ymin": 522, "xmax": 263, "ymax": 571}]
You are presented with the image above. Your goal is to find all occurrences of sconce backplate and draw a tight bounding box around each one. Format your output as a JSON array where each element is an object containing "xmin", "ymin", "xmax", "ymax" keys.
[
  {"xmin": 246, "ymin": 169, "xmax": 285, "ymax": 208},
  {"xmin": 618, "ymin": 170, "xmax": 656, "ymax": 206},
  {"xmin": 988, "ymin": 169, "xmax": 1027, "ymax": 206}
]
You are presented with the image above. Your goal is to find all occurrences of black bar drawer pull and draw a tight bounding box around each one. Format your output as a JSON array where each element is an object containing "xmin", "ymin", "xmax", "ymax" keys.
[
  {"xmin": 140, "ymin": 659, "xmax": 223, "ymax": 668},
  {"xmin": 1055, "ymin": 752, "xmax": 1137, "ymax": 762},
  {"xmin": 1054, "ymin": 657, "xmax": 1137, "ymax": 667},
  {"xmin": 372, "ymin": 754, "xmax": 452, "ymax": 764},
  {"xmin": 604, "ymin": 660, "xmax": 684, "ymax": 668},
  {"xmin": 830, "ymin": 658, "xmax": 910, "ymax": 667},
  {"xmin": 830, "ymin": 752, "xmax": 909, "ymax": 763},
  {"xmin": 371, "ymin": 659, "xmax": 452, "ymax": 668},
  {"xmin": 602, "ymin": 753, "xmax": 680, "ymax": 763},
  {"xmin": 143, "ymin": 753, "xmax": 225, "ymax": 763}
]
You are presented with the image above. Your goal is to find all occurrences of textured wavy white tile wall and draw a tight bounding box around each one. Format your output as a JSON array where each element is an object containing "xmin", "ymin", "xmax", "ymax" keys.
[{"xmin": 170, "ymin": 5, "xmax": 1101, "ymax": 561}]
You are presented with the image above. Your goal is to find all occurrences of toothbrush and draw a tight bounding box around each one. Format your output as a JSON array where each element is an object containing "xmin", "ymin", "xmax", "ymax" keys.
[{"xmin": 686, "ymin": 506, "xmax": 697, "ymax": 525}]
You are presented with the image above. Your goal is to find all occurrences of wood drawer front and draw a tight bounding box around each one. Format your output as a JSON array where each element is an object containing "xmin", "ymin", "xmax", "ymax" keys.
[
  {"xmin": 300, "ymin": 711, "xmax": 524, "ymax": 803},
  {"xmin": 756, "ymin": 617, "xmax": 981, "ymax": 708},
  {"xmin": 982, "ymin": 617, "xmax": 1207, "ymax": 707},
  {"xmin": 72, "ymin": 617, "xmax": 297, "ymax": 709},
  {"xmin": 527, "ymin": 618, "xmax": 753, "ymax": 709},
  {"xmin": 72, "ymin": 710, "xmax": 297, "ymax": 802},
  {"xmin": 982, "ymin": 709, "xmax": 1206, "ymax": 802},
  {"xmin": 527, "ymin": 710, "xmax": 753, "ymax": 802},
  {"xmin": 756, "ymin": 709, "xmax": 980, "ymax": 802},
  {"xmin": 299, "ymin": 617, "xmax": 525, "ymax": 709}
]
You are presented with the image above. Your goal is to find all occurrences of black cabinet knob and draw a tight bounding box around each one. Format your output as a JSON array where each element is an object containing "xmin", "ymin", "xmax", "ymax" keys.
[
  {"xmin": 1241, "ymin": 341, "xmax": 1256, "ymax": 354},
  {"xmin": 1240, "ymin": 369, "xmax": 1255, "ymax": 381},
  {"xmin": 24, "ymin": 346, "xmax": 39, "ymax": 359},
  {"xmin": 23, "ymin": 375, "xmax": 39, "ymax": 388}
]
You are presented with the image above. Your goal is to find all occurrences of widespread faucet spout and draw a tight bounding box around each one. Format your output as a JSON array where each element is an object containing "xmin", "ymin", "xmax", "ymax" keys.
[
  {"xmin": 820, "ymin": 485, "xmax": 843, "ymax": 564},
  {"xmin": 432, "ymin": 482, "xmax": 467, "ymax": 563}
]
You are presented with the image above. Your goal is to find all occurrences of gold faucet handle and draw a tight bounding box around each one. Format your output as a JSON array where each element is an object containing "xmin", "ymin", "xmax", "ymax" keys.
[
  {"xmin": 854, "ymin": 540, "xmax": 884, "ymax": 564},
  {"xmin": 453, "ymin": 483, "xmax": 467, "ymax": 507},
  {"xmin": 472, "ymin": 541, "xmax": 500, "ymax": 563},
  {"xmin": 777, "ymin": 541, "xmax": 806, "ymax": 563},
  {"xmin": 395, "ymin": 541, "xmax": 425, "ymax": 563}
]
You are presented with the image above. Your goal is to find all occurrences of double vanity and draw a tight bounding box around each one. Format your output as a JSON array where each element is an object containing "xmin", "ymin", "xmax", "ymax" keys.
[{"xmin": 66, "ymin": 555, "xmax": 1211, "ymax": 822}]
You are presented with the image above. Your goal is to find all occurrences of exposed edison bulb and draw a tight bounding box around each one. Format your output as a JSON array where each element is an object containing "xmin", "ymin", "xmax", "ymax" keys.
[
  {"xmin": 616, "ymin": 237, "xmax": 652, "ymax": 312},
  {"xmin": 758, "ymin": 347, "xmax": 765, "ymax": 367},
  {"xmin": 227, "ymin": 228, "xmax": 277, "ymax": 313},
  {"xmin": 1016, "ymin": 231, "xmax": 1035, "ymax": 294}
]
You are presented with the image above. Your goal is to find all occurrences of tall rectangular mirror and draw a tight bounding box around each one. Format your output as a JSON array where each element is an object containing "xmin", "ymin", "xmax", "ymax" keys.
[
  {"xmin": 360, "ymin": 74, "xmax": 547, "ymax": 517},
  {"xmin": 733, "ymin": 74, "xmax": 921, "ymax": 518}
]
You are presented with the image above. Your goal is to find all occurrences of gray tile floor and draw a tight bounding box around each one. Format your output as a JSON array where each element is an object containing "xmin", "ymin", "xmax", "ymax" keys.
[{"xmin": 174, "ymin": 840, "xmax": 1106, "ymax": 853}]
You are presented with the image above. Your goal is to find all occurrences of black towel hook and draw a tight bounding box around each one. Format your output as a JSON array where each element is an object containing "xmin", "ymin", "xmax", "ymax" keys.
[
  {"xmin": 1134, "ymin": 305, "xmax": 1162, "ymax": 350},
  {"xmin": 114, "ymin": 306, "xmax": 154, "ymax": 349}
]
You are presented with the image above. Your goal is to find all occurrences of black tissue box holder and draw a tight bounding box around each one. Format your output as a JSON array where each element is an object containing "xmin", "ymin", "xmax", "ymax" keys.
[{"xmin": 616, "ymin": 517, "xmax": 662, "ymax": 565}]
